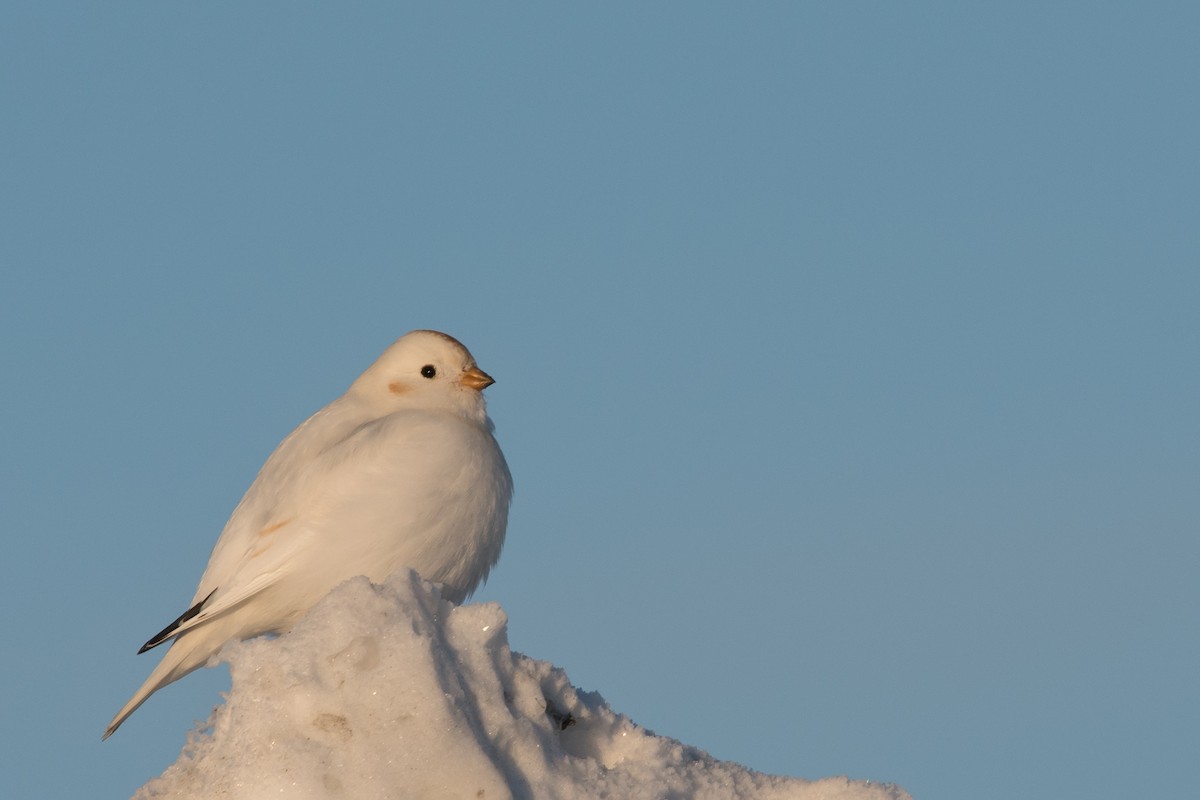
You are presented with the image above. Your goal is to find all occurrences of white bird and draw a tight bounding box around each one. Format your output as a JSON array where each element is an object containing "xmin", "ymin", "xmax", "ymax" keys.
[{"xmin": 104, "ymin": 330, "xmax": 512, "ymax": 739}]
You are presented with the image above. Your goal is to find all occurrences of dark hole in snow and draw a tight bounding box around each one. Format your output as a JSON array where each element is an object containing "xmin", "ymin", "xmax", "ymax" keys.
[{"xmin": 544, "ymin": 699, "xmax": 576, "ymax": 731}]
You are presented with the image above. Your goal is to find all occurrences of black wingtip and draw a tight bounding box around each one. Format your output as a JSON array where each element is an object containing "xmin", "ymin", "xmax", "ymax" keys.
[{"xmin": 137, "ymin": 588, "xmax": 217, "ymax": 653}]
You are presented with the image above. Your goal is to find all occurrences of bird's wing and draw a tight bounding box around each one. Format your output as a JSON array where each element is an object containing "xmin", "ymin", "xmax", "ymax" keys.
[
  {"xmin": 143, "ymin": 408, "xmax": 491, "ymax": 649},
  {"xmin": 165, "ymin": 402, "xmax": 365, "ymax": 612}
]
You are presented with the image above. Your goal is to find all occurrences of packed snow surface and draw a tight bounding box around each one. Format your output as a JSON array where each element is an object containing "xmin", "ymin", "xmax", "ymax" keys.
[{"xmin": 135, "ymin": 571, "xmax": 909, "ymax": 799}]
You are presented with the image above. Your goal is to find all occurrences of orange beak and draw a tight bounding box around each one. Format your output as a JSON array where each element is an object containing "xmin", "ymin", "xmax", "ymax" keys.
[{"xmin": 460, "ymin": 366, "xmax": 495, "ymax": 391}]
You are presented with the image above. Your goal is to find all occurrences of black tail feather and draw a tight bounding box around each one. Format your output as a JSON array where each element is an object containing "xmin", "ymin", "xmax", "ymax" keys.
[{"xmin": 137, "ymin": 588, "xmax": 217, "ymax": 654}]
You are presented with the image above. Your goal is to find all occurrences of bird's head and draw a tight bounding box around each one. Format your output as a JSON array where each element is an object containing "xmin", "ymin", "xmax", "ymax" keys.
[{"xmin": 350, "ymin": 330, "xmax": 496, "ymax": 423}]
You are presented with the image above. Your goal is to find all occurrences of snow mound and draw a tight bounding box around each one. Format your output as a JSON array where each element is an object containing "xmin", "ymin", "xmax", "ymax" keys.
[{"xmin": 135, "ymin": 572, "xmax": 909, "ymax": 800}]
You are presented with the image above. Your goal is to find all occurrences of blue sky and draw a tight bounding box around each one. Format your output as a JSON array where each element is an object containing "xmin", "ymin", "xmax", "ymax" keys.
[{"xmin": 2, "ymin": 4, "xmax": 1197, "ymax": 799}]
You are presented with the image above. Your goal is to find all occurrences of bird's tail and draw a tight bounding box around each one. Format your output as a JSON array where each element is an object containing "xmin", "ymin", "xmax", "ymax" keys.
[{"xmin": 103, "ymin": 625, "xmax": 224, "ymax": 740}]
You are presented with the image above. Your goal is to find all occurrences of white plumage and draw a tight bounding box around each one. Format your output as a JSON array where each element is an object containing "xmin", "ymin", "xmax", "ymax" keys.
[{"xmin": 105, "ymin": 330, "xmax": 512, "ymax": 739}]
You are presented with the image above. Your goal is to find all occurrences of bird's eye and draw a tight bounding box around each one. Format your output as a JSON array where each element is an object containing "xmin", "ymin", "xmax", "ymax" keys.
[{"xmin": 420, "ymin": 365, "xmax": 437, "ymax": 379}]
